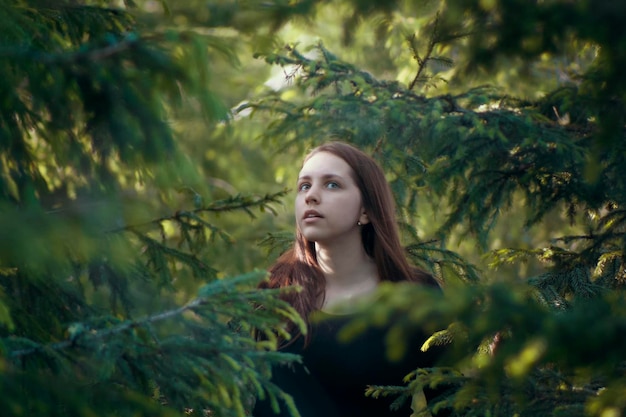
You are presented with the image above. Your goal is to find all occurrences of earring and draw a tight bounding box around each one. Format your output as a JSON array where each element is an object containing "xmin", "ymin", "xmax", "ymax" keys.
[{"xmin": 357, "ymin": 221, "xmax": 362, "ymax": 226}]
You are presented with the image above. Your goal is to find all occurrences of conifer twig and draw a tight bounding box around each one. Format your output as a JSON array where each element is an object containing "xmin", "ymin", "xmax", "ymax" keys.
[
  {"xmin": 8, "ymin": 272, "xmax": 279, "ymax": 360},
  {"xmin": 0, "ymin": 34, "xmax": 143, "ymax": 63},
  {"xmin": 8, "ymin": 298, "xmax": 205, "ymax": 359},
  {"xmin": 407, "ymin": 12, "xmax": 440, "ymax": 91},
  {"xmin": 110, "ymin": 190, "xmax": 288, "ymax": 233}
]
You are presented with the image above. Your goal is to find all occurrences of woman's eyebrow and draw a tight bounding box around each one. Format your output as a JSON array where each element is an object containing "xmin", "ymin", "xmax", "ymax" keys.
[{"xmin": 297, "ymin": 173, "xmax": 345, "ymax": 181}]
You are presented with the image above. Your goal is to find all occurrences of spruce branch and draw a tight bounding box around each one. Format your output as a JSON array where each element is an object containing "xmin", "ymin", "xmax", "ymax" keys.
[
  {"xmin": 112, "ymin": 190, "xmax": 288, "ymax": 234},
  {"xmin": 6, "ymin": 271, "xmax": 277, "ymax": 360},
  {"xmin": 407, "ymin": 12, "xmax": 441, "ymax": 91},
  {"xmin": 0, "ymin": 33, "xmax": 144, "ymax": 64},
  {"xmin": 1, "ymin": 27, "xmax": 217, "ymax": 66},
  {"xmin": 8, "ymin": 298, "xmax": 203, "ymax": 359}
]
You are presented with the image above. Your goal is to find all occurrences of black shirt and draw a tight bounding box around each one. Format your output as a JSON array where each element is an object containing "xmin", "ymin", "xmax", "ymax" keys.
[{"xmin": 254, "ymin": 308, "xmax": 445, "ymax": 417}]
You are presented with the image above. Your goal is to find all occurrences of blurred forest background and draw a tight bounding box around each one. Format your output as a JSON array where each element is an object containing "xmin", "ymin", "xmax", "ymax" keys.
[{"xmin": 1, "ymin": 0, "xmax": 625, "ymax": 416}]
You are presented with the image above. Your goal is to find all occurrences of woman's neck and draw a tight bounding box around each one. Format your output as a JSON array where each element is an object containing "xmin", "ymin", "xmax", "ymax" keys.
[
  {"xmin": 316, "ymin": 244, "xmax": 376, "ymax": 285},
  {"xmin": 315, "ymin": 237, "xmax": 380, "ymax": 310}
]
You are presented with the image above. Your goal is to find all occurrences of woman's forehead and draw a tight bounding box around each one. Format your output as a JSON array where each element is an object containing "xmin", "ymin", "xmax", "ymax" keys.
[{"xmin": 299, "ymin": 151, "xmax": 353, "ymax": 177}]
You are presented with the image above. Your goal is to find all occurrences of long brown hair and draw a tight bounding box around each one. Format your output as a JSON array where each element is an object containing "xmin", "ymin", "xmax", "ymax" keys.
[{"xmin": 260, "ymin": 142, "xmax": 438, "ymax": 329}]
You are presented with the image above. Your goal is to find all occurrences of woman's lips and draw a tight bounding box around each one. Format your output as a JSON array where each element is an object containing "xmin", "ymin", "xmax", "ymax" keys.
[{"xmin": 303, "ymin": 210, "xmax": 323, "ymax": 223}]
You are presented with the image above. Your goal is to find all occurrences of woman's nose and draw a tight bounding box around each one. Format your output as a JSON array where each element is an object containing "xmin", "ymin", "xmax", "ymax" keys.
[{"xmin": 305, "ymin": 186, "xmax": 320, "ymax": 204}]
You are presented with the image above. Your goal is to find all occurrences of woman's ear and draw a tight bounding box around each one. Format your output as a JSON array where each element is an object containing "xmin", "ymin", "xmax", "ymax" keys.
[{"xmin": 358, "ymin": 211, "xmax": 370, "ymax": 225}]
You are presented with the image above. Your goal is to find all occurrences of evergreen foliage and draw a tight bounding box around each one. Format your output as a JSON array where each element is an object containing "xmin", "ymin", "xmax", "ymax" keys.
[
  {"xmin": 240, "ymin": 1, "xmax": 626, "ymax": 415},
  {"xmin": 0, "ymin": 1, "xmax": 304, "ymax": 416},
  {"xmin": 2, "ymin": 0, "xmax": 626, "ymax": 416}
]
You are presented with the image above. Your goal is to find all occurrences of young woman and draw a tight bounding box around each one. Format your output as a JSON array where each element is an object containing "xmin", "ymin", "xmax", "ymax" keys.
[{"xmin": 254, "ymin": 142, "xmax": 444, "ymax": 417}]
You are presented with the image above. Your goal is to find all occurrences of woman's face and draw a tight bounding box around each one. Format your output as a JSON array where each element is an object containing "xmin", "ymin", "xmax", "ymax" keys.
[{"xmin": 295, "ymin": 151, "xmax": 368, "ymax": 245}]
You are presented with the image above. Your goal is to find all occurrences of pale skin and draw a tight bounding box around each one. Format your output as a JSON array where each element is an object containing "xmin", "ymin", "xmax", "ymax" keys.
[{"xmin": 295, "ymin": 151, "xmax": 379, "ymax": 310}]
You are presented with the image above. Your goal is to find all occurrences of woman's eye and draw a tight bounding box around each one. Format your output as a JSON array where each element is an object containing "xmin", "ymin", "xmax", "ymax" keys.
[
  {"xmin": 298, "ymin": 183, "xmax": 311, "ymax": 192},
  {"xmin": 326, "ymin": 182, "xmax": 339, "ymax": 189}
]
